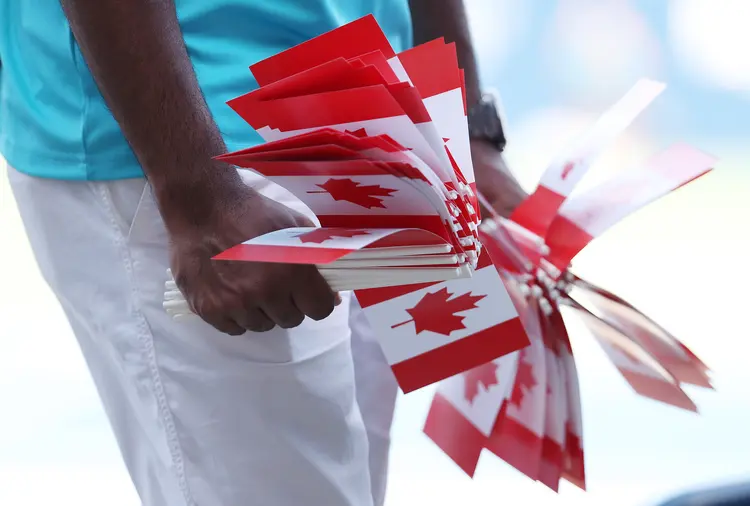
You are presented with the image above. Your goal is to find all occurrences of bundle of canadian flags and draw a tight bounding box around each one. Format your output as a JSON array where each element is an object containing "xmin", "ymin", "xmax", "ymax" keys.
[{"xmin": 164, "ymin": 15, "xmax": 717, "ymax": 491}]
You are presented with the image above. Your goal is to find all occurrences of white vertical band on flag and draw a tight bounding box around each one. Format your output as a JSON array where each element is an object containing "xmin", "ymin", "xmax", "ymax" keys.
[
  {"xmin": 502, "ymin": 339, "xmax": 547, "ymax": 438},
  {"xmin": 543, "ymin": 349, "xmax": 567, "ymax": 447},
  {"xmin": 571, "ymin": 286, "xmax": 692, "ymax": 361},
  {"xmin": 387, "ymin": 56, "xmax": 413, "ymax": 85},
  {"xmin": 560, "ymin": 347, "xmax": 583, "ymax": 440},
  {"xmin": 539, "ymin": 79, "xmax": 666, "ymax": 197},
  {"xmin": 573, "ymin": 305, "xmax": 674, "ymax": 381},
  {"xmin": 555, "ymin": 143, "xmax": 716, "ymax": 238},
  {"xmin": 415, "ymin": 121, "xmax": 455, "ymax": 175},
  {"xmin": 423, "ymin": 89, "xmax": 474, "ymax": 184},
  {"xmin": 363, "ymin": 265, "xmax": 518, "ymax": 365}
]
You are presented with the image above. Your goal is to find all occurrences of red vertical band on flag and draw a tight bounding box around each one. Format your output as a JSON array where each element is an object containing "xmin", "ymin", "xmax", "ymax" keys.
[
  {"xmin": 391, "ymin": 318, "xmax": 528, "ymax": 393},
  {"xmin": 423, "ymin": 393, "xmax": 485, "ymax": 477},
  {"xmin": 544, "ymin": 216, "xmax": 594, "ymax": 269},
  {"xmin": 487, "ymin": 403, "xmax": 544, "ymax": 481},
  {"xmin": 510, "ymin": 186, "xmax": 567, "ymax": 237},
  {"xmin": 250, "ymin": 14, "xmax": 396, "ymax": 85},
  {"xmin": 539, "ymin": 438, "xmax": 564, "ymax": 491}
]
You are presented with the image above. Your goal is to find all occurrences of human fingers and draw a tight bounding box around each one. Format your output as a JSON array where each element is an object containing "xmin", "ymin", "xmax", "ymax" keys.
[{"xmin": 291, "ymin": 266, "xmax": 337, "ymax": 321}]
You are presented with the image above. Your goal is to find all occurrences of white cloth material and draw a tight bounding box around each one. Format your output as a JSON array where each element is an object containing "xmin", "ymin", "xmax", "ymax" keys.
[{"xmin": 6, "ymin": 166, "xmax": 398, "ymax": 506}]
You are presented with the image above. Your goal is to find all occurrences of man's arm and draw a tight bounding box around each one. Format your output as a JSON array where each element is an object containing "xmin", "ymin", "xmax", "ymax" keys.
[
  {"xmin": 408, "ymin": 0, "xmax": 482, "ymax": 109},
  {"xmin": 408, "ymin": 0, "xmax": 527, "ymax": 217},
  {"xmin": 60, "ymin": 0, "xmax": 242, "ymax": 226},
  {"xmin": 60, "ymin": 0, "xmax": 338, "ymax": 334}
]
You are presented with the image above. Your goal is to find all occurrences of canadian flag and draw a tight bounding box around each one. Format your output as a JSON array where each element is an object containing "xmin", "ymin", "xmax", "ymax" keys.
[
  {"xmin": 569, "ymin": 302, "xmax": 697, "ymax": 412},
  {"xmin": 570, "ymin": 279, "xmax": 712, "ymax": 388},
  {"xmin": 391, "ymin": 39, "xmax": 480, "ymax": 236},
  {"xmin": 421, "ymin": 250, "xmax": 542, "ymax": 475},
  {"xmin": 249, "ymin": 14, "xmax": 397, "ymax": 87},
  {"xmin": 355, "ymin": 252, "xmax": 528, "ymax": 393},
  {"xmin": 510, "ymin": 78, "xmax": 666, "ymax": 236},
  {"xmin": 605, "ymin": 312, "xmax": 709, "ymax": 387},
  {"xmin": 544, "ymin": 143, "xmax": 717, "ymax": 268},
  {"xmin": 228, "ymin": 14, "xmax": 482, "ymax": 257},
  {"xmin": 245, "ymin": 14, "xmax": 471, "ymax": 194},
  {"xmin": 219, "ymin": 129, "xmax": 467, "ymax": 244},
  {"xmin": 396, "ymin": 39, "xmax": 475, "ymax": 188},
  {"xmin": 538, "ymin": 312, "xmax": 568, "ymax": 491},
  {"xmin": 424, "ymin": 353, "xmax": 519, "ymax": 476},
  {"xmin": 436, "ymin": 353, "xmax": 519, "ymax": 437},
  {"xmin": 234, "ymin": 15, "xmax": 478, "ymax": 220},
  {"xmin": 235, "ymin": 53, "xmax": 457, "ymax": 189},
  {"xmin": 242, "ymin": 86, "xmax": 448, "ymax": 180},
  {"xmin": 486, "ymin": 299, "xmax": 548, "ymax": 481},
  {"xmin": 214, "ymin": 227, "xmax": 447, "ymax": 264},
  {"xmin": 235, "ymin": 87, "xmax": 479, "ymax": 251},
  {"xmin": 280, "ymin": 172, "xmax": 436, "ymax": 214},
  {"xmin": 555, "ymin": 316, "xmax": 586, "ymax": 490},
  {"xmin": 233, "ymin": 160, "xmax": 454, "ymax": 241}
]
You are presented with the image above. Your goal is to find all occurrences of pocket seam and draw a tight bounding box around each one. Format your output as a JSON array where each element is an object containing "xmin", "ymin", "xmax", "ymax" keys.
[{"xmin": 126, "ymin": 181, "xmax": 151, "ymax": 243}]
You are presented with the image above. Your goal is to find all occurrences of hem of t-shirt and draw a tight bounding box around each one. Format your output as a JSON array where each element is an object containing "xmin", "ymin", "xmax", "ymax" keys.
[
  {"xmin": 1, "ymin": 137, "xmax": 257, "ymax": 181},
  {"xmin": 1, "ymin": 137, "xmax": 145, "ymax": 181}
]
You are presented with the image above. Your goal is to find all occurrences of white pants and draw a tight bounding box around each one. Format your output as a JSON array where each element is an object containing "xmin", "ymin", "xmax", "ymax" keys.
[{"xmin": 7, "ymin": 166, "xmax": 398, "ymax": 506}]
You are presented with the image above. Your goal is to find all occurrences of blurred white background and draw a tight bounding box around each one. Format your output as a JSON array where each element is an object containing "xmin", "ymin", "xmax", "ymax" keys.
[{"xmin": 1, "ymin": 0, "xmax": 749, "ymax": 504}]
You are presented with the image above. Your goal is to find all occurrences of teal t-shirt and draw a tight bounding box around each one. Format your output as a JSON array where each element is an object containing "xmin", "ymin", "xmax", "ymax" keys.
[{"xmin": 0, "ymin": 1, "xmax": 412, "ymax": 180}]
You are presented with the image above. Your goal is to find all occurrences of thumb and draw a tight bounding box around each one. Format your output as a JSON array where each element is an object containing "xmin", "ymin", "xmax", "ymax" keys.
[{"xmin": 291, "ymin": 208, "xmax": 319, "ymax": 228}]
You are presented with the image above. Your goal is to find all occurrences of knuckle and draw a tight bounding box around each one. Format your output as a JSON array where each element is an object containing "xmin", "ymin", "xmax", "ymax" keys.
[
  {"xmin": 280, "ymin": 315, "xmax": 305, "ymax": 329},
  {"xmin": 191, "ymin": 294, "xmax": 247, "ymax": 336},
  {"xmin": 199, "ymin": 310, "xmax": 243, "ymax": 336},
  {"xmin": 308, "ymin": 303, "xmax": 335, "ymax": 321},
  {"xmin": 222, "ymin": 325, "xmax": 247, "ymax": 337},
  {"xmin": 246, "ymin": 275, "xmax": 279, "ymax": 300},
  {"xmin": 261, "ymin": 284, "xmax": 291, "ymax": 307},
  {"xmin": 192, "ymin": 294, "xmax": 225, "ymax": 321},
  {"xmin": 249, "ymin": 319, "xmax": 276, "ymax": 333},
  {"xmin": 276, "ymin": 307, "xmax": 305, "ymax": 329},
  {"xmin": 302, "ymin": 290, "xmax": 335, "ymax": 320},
  {"xmin": 298, "ymin": 285, "xmax": 336, "ymax": 321},
  {"xmin": 238, "ymin": 310, "xmax": 274, "ymax": 333}
]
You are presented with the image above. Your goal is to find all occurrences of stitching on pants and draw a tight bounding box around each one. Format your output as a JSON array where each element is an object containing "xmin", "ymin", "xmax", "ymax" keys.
[{"xmin": 95, "ymin": 183, "xmax": 196, "ymax": 506}]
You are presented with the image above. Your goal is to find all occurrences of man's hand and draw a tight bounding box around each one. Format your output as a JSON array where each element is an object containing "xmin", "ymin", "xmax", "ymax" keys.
[
  {"xmin": 164, "ymin": 179, "xmax": 338, "ymax": 336},
  {"xmin": 59, "ymin": 1, "xmax": 341, "ymax": 335},
  {"xmin": 471, "ymin": 139, "xmax": 528, "ymax": 219}
]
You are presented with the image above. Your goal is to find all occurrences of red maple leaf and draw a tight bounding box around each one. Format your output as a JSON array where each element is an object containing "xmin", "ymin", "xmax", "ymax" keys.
[
  {"xmin": 509, "ymin": 359, "xmax": 537, "ymax": 408},
  {"xmin": 391, "ymin": 287, "xmax": 486, "ymax": 336},
  {"xmin": 307, "ymin": 178, "xmax": 397, "ymax": 209},
  {"xmin": 560, "ymin": 161, "xmax": 576, "ymax": 180},
  {"xmin": 292, "ymin": 228, "xmax": 370, "ymax": 244},
  {"xmin": 463, "ymin": 362, "xmax": 499, "ymax": 403}
]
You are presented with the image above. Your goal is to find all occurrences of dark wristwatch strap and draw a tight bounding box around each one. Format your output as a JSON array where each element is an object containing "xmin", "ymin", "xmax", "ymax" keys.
[{"xmin": 467, "ymin": 92, "xmax": 507, "ymax": 153}]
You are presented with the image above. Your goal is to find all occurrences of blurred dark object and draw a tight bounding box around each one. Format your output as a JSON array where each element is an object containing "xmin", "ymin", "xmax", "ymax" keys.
[{"xmin": 656, "ymin": 481, "xmax": 750, "ymax": 506}]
